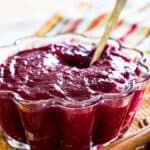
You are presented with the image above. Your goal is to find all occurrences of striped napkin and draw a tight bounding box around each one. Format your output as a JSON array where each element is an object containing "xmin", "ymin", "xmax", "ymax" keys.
[{"xmin": 36, "ymin": 0, "xmax": 150, "ymax": 56}]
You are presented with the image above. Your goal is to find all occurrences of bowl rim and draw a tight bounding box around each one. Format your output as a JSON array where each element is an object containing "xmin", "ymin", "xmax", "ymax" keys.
[
  {"xmin": 0, "ymin": 33, "xmax": 149, "ymax": 107},
  {"xmin": 0, "ymin": 33, "xmax": 149, "ymax": 82}
]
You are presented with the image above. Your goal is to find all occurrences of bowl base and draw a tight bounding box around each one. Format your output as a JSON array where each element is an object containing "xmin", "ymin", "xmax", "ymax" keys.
[
  {"xmin": 5, "ymin": 134, "xmax": 30, "ymax": 150},
  {"xmin": 91, "ymin": 136, "xmax": 120, "ymax": 150}
]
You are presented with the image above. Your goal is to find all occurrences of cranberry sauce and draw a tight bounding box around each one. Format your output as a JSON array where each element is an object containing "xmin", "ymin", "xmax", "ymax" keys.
[
  {"xmin": 0, "ymin": 43, "xmax": 138, "ymax": 100},
  {"xmin": 93, "ymin": 100, "xmax": 128, "ymax": 144},
  {"xmin": 121, "ymin": 89, "xmax": 145, "ymax": 133},
  {"xmin": 19, "ymin": 105, "xmax": 59, "ymax": 150},
  {"xmin": 0, "ymin": 42, "xmax": 140, "ymax": 150},
  {"xmin": 57, "ymin": 106, "xmax": 95, "ymax": 150},
  {"xmin": 0, "ymin": 92, "xmax": 26, "ymax": 143}
]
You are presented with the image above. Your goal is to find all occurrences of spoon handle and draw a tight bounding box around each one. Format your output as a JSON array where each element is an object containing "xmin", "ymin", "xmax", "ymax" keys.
[{"xmin": 90, "ymin": 0, "xmax": 127, "ymax": 65}]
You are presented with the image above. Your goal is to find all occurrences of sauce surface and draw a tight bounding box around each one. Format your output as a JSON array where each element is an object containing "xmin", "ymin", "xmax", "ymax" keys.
[{"xmin": 0, "ymin": 43, "xmax": 138, "ymax": 100}]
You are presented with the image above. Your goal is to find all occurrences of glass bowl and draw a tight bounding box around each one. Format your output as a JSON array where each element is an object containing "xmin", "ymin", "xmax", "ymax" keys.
[{"xmin": 0, "ymin": 34, "xmax": 149, "ymax": 150}]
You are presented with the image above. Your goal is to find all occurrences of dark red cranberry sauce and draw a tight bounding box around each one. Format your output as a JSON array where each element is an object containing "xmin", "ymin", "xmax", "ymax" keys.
[{"xmin": 0, "ymin": 42, "xmax": 138, "ymax": 101}]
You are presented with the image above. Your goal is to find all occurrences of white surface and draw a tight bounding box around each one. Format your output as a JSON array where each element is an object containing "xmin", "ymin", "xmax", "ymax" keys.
[
  {"xmin": 0, "ymin": 15, "xmax": 49, "ymax": 45},
  {"xmin": 0, "ymin": 0, "xmax": 82, "ymax": 45}
]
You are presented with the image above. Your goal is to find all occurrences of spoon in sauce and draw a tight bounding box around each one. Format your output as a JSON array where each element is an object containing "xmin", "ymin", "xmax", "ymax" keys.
[{"xmin": 90, "ymin": 0, "xmax": 127, "ymax": 65}]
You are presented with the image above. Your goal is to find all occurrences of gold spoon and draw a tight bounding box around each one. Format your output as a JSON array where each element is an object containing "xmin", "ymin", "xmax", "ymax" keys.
[{"xmin": 90, "ymin": 0, "xmax": 127, "ymax": 65}]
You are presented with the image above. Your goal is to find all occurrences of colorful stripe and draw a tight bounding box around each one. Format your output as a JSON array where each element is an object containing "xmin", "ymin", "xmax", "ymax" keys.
[
  {"xmin": 35, "ymin": 13, "xmax": 63, "ymax": 36},
  {"xmin": 119, "ymin": 23, "xmax": 138, "ymax": 42},
  {"xmin": 46, "ymin": 18, "xmax": 70, "ymax": 36},
  {"xmin": 125, "ymin": 27, "xmax": 150, "ymax": 47},
  {"xmin": 34, "ymin": 0, "xmax": 150, "ymax": 57},
  {"xmin": 86, "ymin": 14, "xmax": 106, "ymax": 32},
  {"xmin": 64, "ymin": 19, "xmax": 83, "ymax": 33}
]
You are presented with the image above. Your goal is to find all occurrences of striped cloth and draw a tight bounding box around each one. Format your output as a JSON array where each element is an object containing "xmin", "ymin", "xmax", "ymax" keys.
[{"xmin": 36, "ymin": 0, "xmax": 150, "ymax": 55}]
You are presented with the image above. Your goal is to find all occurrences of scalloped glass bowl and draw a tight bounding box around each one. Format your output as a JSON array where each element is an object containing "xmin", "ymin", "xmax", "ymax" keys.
[{"xmin": 0, "ymin": 34, "xmax": 149, "ymax": 150}]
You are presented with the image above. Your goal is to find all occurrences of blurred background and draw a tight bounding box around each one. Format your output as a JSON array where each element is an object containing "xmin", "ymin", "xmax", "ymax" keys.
[{"xmin": 0, "ymin": 0, "xmax": 149, "ymax": 53}]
